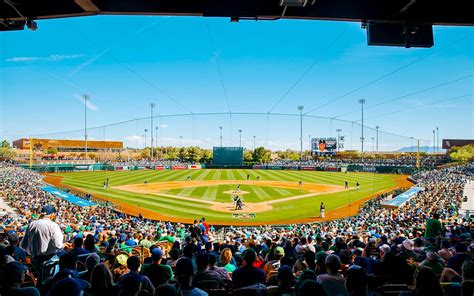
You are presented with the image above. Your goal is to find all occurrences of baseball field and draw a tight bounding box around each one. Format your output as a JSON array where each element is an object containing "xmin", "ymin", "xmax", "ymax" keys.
[{"xmin": 44, "ymin": 169, "xmax": 410, "ymax": 225}]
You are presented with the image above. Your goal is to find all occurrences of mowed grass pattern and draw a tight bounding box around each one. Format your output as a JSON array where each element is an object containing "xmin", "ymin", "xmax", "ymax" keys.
[
  {"xmin": 162, "ymin": 184, "xmax": 308, "ymax": 203},
  {"xmin": 52, "ymin": 169, "xmax": 399, "ymax": 224}
]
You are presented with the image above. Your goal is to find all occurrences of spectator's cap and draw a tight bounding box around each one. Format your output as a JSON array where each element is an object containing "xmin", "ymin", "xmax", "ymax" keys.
[
  {"xmin": 379, "ymin": 244, "xmax": 391, "ymax": 255},
  {"xmin": 468, "ymin": 242, "xmax": 474, "ymax": 252},
  {"xmin": 151, "ymin": 247, "xmax": 163, "ymax": 260},
  {"xmin": 278, "ymin": 265, "xmax": 294, "ymax": 281},
  {"xmin": 115, "ymin": 254, "xmax": 129, "ymax": 266},
  {"xmin": 42, "ymin": 205, "xmax": 56, "ymax": 215},
  {"xmin": 402, "ymin": 239, "xmax": 414, "ymax": 251},
  {"xmin": 7, "ymin": 232, "xmax": 19, "ymax": 243},
  {"xmin": 275, "ymin": 246, "xmax": 285, "ymax": 256},
  {"xmin": 85, "ymin": 253, "xmax": 100, "ymax": 270},
  {"xmin": 325, "ymin": 254, "xmax": 341, "ymax": 265},
  {"xmin": 49, "ymin": 278, "xmax": 88, "ymax": 296},
  {"xmin": 351, "ymin": 247, "xmax": 363, "ymax": 257},
  {"xmin": 176, "ymin": 257, "xmax": 194, "ymax": 277}
]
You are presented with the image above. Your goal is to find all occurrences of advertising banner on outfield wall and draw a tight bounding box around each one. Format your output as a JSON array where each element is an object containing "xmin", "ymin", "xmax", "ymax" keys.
[
  {"xmin": 268, "ymin": 166, "xmax": 283, "ymax": 170},
  {"xmin": 155, "ymin": 166, "xmax": 165, "ymax": 170},
  {"xmin": 324, "ymin": 167, "xmax": 340, "ymax": 172},
  {"xmin": 283, "ymin": 166, "xmax": 299, "ymax": 170},
  {"xmin": 300, "ymin": 166, "xmax": 316, "ymax": 171},
  {"xmin": 172, "ymin": 165, "xmax": 187, "ymax": 170},
  {"xmin": 252, "ymin": 165, "xmax": 266, "ymax": 169},
  {"xmin": 187, "ymin": 165, "xmax": 202, "ymax": 170}
]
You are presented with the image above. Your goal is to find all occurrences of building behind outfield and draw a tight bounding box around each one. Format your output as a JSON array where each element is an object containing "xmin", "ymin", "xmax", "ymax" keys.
[{"xmin": 13, "ymin": 138, "xmax": 123, "ymax": 152}]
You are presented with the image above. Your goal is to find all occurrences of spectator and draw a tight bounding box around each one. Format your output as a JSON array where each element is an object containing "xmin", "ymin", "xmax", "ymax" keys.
[
  {"xmin": 175, "ymin": 257, "xmax": 208, "ymax": 296},
  {"xmin": 118, "ymin": 256, "xmax": 155, "ymax": 295},
  {"xmin": 49, "ymin": 277, "xmax": 88, "ymax": 296},
  {"xmin": 400, "ymin": 266, "xmax": 443, "ymax": 296},
  {"xmin": 20, "ymin": 205, "xmax": 64, "ymax": 272},
  {"xmin": 0, "ymin": 261, "xmax": 40, "ymax": 296},
  {"xmin": 317, "ymin": 254, "xmax": 348, "ymax": 296},
  {"xmin": 425, "ymin": 213, "xmax": 442, "ymax": 239},
  {"xmin": 267, "ymin": 265, "xmax": 295, "ymax": 296},
  {"xmin": 220, "ymin": 248, "xmax": 236, "ymax": 273},
  {"xmin": 89, "ymin": 263, "xmax": 120, "ymax": 296},
  {"xmin": 448, "ymin": 243, "xmax": 470, "ymax": 274},
  {"xmin": 140, "ymin": 248, "xmax": 173, "ymax": 287},
  {"xmin": 461, "ymin": 259, "xmax": 474, "ymax": 296},
  {"xmin": 193, "ymin": 252, "xmax": 223, "ymax": 290},
  {"xmin": 232, "ymin": 249, "xmax": 266, "ymax": 289},
  {"xmin": 297, "ymin": 279, "xmax": 327, "ymax": 296}
]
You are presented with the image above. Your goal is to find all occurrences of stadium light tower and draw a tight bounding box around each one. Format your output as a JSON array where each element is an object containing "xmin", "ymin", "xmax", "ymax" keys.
[
  {"xmin": 358, "ymin": 99, "xmax": 366, "ymax": 154},
  {"xmin": 155, "ymin": 126, "xmax": 158, "ymax": 156},
  {"xmin": 336, "ymin": 129, "xmax": 342, "ymax": 152},
  {"xmin": 436, "ymin": 127, "xmax": 439, "ymax": 152},
  {"xmin": 372, "ymin": 137, "xmax": 375, "ymax": 152},
  {"xmin": 83, "ymin": 94, "xmax": 89, "ymax": 158},
  {"xmin": 432, "ymin": 130, "xmax": 435, "ymax": 153},
  {"xmin": 219, "ymin": 126, "xmax": 223, "ymax": 147},
  {"xmin": 238, "ymin": 129, "xmax": 242, "ymax": 147},
  {"xmin": 253, "ymin": 135, "xmax": 256, "ymax": 150},
  {"xmin": 298, "ymin": 106, "xmax": 304, "ymax": 159},
  {"xmin": 375, "ymin": 126, "xmax": 380, "ymax": 153},
  {"xmin": 308, "ymin": 134, "xmax": 311, "ymax": 152},
  {"xmin": 180, "ymin": 136, "xmax": 183, "ymax": 147},
  {"xmin": 150, "ymin": 103, "xmax": 155, "ymax": 160},
  {"xmin": 144, "ymin": 129, "xmax": 148, "ymax": 149}
]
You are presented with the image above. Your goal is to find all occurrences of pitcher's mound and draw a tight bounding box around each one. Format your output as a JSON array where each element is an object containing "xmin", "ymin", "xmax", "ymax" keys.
[
  {"xmin": 210, "ymin": 202, "xmax": 273, "ymax": 213},
  {"xmin": 222, "ymin": 190, "xmax": 250, "ymax": 195}
]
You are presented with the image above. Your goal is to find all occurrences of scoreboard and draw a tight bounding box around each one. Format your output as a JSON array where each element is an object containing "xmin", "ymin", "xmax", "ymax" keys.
[{"xmin": 311, "ymin": 137, "xmax": 338, "ymax": 155}]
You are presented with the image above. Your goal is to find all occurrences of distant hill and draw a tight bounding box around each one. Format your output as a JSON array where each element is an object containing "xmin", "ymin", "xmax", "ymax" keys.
[{"xmin": 397, "ymin": 146, "xmax": 444, "ymax": 153}]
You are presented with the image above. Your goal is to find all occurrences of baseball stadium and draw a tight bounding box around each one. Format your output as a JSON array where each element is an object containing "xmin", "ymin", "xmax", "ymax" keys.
[{"xmin": 1, "ymin": 2, "xmax": 474, "ymax": 296}]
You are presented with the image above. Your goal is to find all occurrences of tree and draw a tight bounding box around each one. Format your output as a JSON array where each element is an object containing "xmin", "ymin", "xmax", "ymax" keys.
[
  {"xmin": 0, "ymin": 147, "xmax": 16, "ymax": 160},
  {"xmin": 1, "ymin": 140, "xmax": 11, "ymax": 148},
  {"xmin": 187, "ymin": 146, "xmax": 202, "ymax": 163},
  {"xmin": 253, "ymin": 147, "xmax": 271, "ymax": 164},
  {"xmin": 200, "ymin": 150, "xmax": 212, "ymax": 163},
  {"xmin": 140, "ymin": 148, "xmax": 150, "ymax": 159},
  {"xmin": 178, "ymin": 147, "xmax": 188, "ymax": 161},
  {"xmin": 450, "ymin": 145, "xmax": 474, "ymax": 162},
  {"xmin": 243, "ymin": 150, "xmax": 254, "ymax": 162},
  {"xmin": 47, "ymin": 147, "xmax": 58, "ymax": 154}
]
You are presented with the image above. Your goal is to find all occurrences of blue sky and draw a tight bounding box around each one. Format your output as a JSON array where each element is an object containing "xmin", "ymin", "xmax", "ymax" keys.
[{"xmin": 0, "ymin": 16, "xmax": 473, "ymax": 151}]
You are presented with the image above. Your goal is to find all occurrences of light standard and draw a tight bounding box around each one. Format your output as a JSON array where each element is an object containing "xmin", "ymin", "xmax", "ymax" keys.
[
  {"xmin": 336, "ymin": 129, "xmax": 342, "ymax": 152},
  {"xmin": 238, "ymin": 129, "xmax": 242, "ymax": 147},
  {"xmin": 155, "ymin": 126, "xmax": 159, "ymax": 158},
  {"xmin": 253, "ymin": 136, "xmax": 256, "ymax": 150},
  {"xmin": 219, "ymin": 126, "xmax": 223, "ymax": 147},
  {"xmin": 372, "ymin": 137, "xmax": 375, "ymax": 152},
  {"xmin": 144, "ymin": 129, "xmax": 148, "ymax": 149},
  {"xmin": 83, "ymin": 94, "xmax": 89, "ymax": 158},
  {"xmin": 375, "ymin": 126, "xmax": 379, "ymax": 152},
  {"xmin": 150, "ymin": 103, "xmax": 155, "ymax": 160},
  {"xmin": 179, "ymin": 136, "xmax": 183, "ymax": 147},
  {"xmin": 436, "ymin": 127, "xmax": 439, "ymax": 152},
  {"xmin": 358, "ymin": 99, "xmax": 366, "ymax": 154},
  {"xmin": 432, "ymin": 130, "xmax": 436, "ymax": 153},
  {"xmin": 298, "ymin": 106, "xmax": 304, "ymax": 159},
  {"xmin": 308, "ymin": 134, "xmax": 312, "ymax": 152}
]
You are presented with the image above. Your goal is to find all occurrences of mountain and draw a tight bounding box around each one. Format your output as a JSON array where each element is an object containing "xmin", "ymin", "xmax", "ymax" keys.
[{"xmin": 397, "ymin": 146, "xmax": 444, "ymax": 153}]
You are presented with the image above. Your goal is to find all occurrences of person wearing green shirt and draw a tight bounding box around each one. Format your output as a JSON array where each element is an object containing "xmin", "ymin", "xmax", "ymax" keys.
[
  {"xmin": 140, "ymin": 248, "xmax": 173, "ymax": 287},
  {"xmin": 425, "ymin": 213, "xmax": 442, "ymax": 238},
  {"xmin": 139, "ymin": 235, "xmax": 153, "ymax": 249}
]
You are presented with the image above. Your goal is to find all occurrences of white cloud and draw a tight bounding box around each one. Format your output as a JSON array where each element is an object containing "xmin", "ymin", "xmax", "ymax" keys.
[
  {"xmin": 159, "ymin": 124, "xmax": 169, "ymax": 128},
  {"xmin": 125, "ymin": 135, "xmax": 144, "ymax": 141},
  {"xmin": 74, "ymin": 94, "xmax": 99, "ymax": 111},
  {"xmin": 5, "ymin": 54, "xmax": 84, "ymax": 62}
]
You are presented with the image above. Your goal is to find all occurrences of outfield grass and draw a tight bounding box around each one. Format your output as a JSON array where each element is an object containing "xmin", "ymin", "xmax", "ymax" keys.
[
  {"xmin": 51, "ymin": 169, "xmax": 401, "ymax": 224},
  {"xmin": 162, "ymin": 184, "xmax": 309, "ymax": 203}
]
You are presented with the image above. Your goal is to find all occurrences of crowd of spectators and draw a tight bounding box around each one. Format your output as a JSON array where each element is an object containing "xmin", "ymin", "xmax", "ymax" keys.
[
  {"xmin": 109, "ymin": 159, "xmax": 193, "ymax": 167},
  {"xmin": 266, "ymin": 155, "xmax": 448, "ymax": 169},
  {"xmin": 0, "ymin": 162, "xmax": 473, "ymax": 296}
]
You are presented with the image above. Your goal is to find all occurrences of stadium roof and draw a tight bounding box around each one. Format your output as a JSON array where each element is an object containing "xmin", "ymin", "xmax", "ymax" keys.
[{"xmin": 1, "ymin": 0, "xmax": 473, "ymax": 47}]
